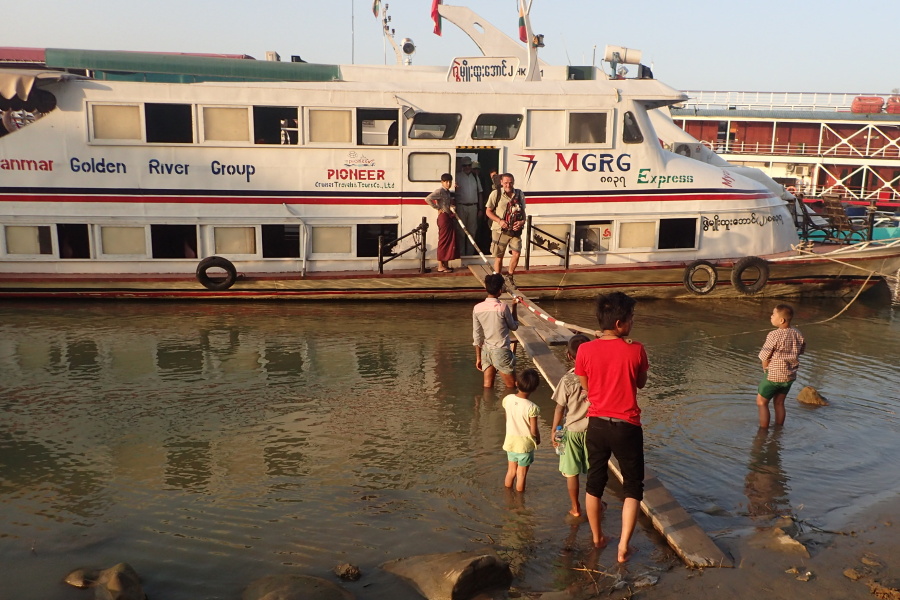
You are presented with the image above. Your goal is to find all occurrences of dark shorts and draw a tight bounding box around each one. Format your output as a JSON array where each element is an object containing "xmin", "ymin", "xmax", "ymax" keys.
[
  {"xmin": 585, "ymin": 416, "xmax": 644, "ymax": 501},
  {"xmin": 758, "ymin": 378, "xmax": 795, "ymax": 400}
]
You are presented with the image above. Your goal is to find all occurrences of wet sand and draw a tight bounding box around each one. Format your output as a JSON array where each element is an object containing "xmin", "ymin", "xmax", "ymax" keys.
[{"xmin": 635, "ymin": 494, "xmax": 900, "ymax": 600}]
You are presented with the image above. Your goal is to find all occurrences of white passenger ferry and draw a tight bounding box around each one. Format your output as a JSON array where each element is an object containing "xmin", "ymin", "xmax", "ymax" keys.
[{"xmin": 1, "ymin": 3, "xmax": 898, "ymax": 300}]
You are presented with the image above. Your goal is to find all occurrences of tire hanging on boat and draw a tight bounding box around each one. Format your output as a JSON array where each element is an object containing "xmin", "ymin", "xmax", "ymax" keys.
[
  {"xmin": 683, "ymin": 260, "xmax": 718, "ymax": 295},
  {"xmin": 730, "ymin": 256, "xmax": 769, "ymax": 295},
  {"xmin": 196, "ymin": 256, "xmax": 237, "ymax": 291}
]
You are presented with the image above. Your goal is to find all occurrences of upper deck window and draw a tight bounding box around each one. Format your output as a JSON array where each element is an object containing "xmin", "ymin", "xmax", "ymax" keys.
[
  {"xmin": 472, "ymin": 114, "xmax": 522, "ymax": 140},
  {"xmin": 91, "ymin": 104, "xmax": 142, "ymax": 140},
  {"xmin": 569, "ymin": 112, "xmax": 607, "ymax": 144},
  {"xmin": 309, "ymin": 109, "xmax": 351, "ymax": 143},
  {"xmin": 254, "ymin": 106, "xmax": 298, "ymax": 145},
  {"xmin": 358, "ymin": 109, "xmax": 398, "ymax": 146},
  {"xmin": 202, "ymin": 107, "xmax": 249, "ymax": 143},
  {"xmin": 623, "ymin": 111, "xmax": 643, "ymax": 144},
  {"xmin": 145, "ymin": 103, "xmax": 193, "ymax": 144},
  {"xmin": 409, "ymin": 113, "xmax": 461, "ymax": 140}
]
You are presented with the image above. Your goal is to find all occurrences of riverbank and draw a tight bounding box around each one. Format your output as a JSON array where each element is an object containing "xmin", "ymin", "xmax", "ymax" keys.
[{"xmin": 635, "ymin": 493, "xmax": 900, "ymax": 600}]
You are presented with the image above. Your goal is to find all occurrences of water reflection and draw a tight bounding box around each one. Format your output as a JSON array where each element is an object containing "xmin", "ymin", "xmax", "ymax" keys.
[
  {"xmin": 743, "ymin": 429, "xmax": 790, "ymax": 519},
  {"xmin": 0, "ymin": 293, "xmax": 899, "ymax": 600}
]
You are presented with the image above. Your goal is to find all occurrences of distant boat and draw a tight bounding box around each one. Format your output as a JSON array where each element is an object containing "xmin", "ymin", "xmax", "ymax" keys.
[{"xmin": 1, "ymin": 5, "xmax": 899, "ymax": 300}]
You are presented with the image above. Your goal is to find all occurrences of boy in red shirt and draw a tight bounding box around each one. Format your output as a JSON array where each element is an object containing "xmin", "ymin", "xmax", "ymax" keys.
[{"xmin": 575, "ymin": 292, "xmax": 649, "ymax": 563}]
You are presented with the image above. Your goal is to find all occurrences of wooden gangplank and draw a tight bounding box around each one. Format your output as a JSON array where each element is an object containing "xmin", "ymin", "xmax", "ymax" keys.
[{"xmin": 469, "ymin": 264, "xmax": 733, "ymax": 568}]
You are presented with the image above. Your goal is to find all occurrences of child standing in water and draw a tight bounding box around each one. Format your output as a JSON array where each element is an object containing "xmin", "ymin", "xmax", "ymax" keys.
[
  {"xmin": 551, "ymin": 334, "xmax": 592, "ymax": 518},
  {"xmin": 756, "ymin": 304, "xmax": 806, "ymax": 429},
  {"xmin": 576, "ymin": 292, "xmax": 649, "ymax": 563},
  {"xmin": 502, "ymin": 368, "xmax": 541, "ymax": 492}
]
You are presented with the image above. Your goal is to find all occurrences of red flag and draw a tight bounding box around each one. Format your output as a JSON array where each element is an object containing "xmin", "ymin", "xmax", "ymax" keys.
[
  {"xmin": 518, "ymin": 2, "xmax": 527, "ymax": 43},
  {"xmin": 432, "ymin": 0, "xmax": 442, "ymax": 36}
]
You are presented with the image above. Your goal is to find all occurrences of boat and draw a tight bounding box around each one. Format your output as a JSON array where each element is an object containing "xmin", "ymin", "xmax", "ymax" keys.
[
  {"xmin": 1, "ymin": 3, "xmax": 899, "ymax": 301},
  {"xmin": 670, "ymin": 91, "xmax": 900, "ymax": 240}
]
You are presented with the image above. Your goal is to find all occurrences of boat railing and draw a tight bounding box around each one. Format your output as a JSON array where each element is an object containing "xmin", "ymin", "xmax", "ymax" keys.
[
  {"xmin": 377, "ymin": 217, "xmax": 429, "ymax": 274},
  {"xmin": 680, "ymin": 90, "xmax": 887, "ymax": 112},
  {"xmin": 524, "ymin": 215, "xmax": 571, "ymax": 270},
  {"xmin": 694, "ymin": 139, "xmax": 900, "ymax": 160}
]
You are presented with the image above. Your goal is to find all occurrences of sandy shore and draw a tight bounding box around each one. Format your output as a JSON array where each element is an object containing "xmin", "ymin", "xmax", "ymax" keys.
[{"xmin": 630, "ymin": 495, "xmax": 900, "ymax": 600}]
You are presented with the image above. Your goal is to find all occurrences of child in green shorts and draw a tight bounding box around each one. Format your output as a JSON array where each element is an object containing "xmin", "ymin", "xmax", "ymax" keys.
[
  {"xmin": 756, "ymin": 304, "xmax": 806, "ymax": 429},
  {"xmin": 551, "ymin": 334, "xmax": 591, "ymax": 517}
]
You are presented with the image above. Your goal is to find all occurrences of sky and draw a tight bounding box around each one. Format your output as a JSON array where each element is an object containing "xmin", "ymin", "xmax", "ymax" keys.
[{"xmin": 5, "ymin": 0, "xmax": 898, "ymax": 94}]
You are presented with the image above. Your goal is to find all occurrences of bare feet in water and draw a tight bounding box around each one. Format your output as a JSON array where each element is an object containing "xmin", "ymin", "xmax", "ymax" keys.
[{"xmin": 617, "ymin": 545, "xmax": 635, "ymax": 563}]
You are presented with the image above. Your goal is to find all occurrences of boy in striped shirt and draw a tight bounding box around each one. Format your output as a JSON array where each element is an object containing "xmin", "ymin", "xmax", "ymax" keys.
[{"xmin": 756, "ymin": 304, "xmax": 806, "ymax": 429}]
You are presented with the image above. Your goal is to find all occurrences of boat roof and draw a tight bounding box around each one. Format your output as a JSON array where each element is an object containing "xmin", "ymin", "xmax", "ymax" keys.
[{"xmin": 671, "ymin": 107, "xmax": 900, "ymax": 122}]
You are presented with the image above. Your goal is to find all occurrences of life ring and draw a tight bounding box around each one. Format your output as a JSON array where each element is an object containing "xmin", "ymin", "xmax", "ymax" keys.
[
  {"xmin": 683, "ymin": 260, "xmax": 718, "ymax": 295},
  {"xmin": 786, "ymin": 185, "xmax": 797, "ymax": 194},
  {"xmin": 196, "ymin": 256, "xmax": 237, "ymax": 291},
  {"xmin": 730, "ymin": 256, "xmax": 769, "ymax": 295}
]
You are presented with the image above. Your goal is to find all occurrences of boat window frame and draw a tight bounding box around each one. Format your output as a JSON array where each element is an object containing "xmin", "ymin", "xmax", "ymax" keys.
[
  {"xmin": 144, "ymin": 102, "xmax": 196, "ymax": 144},
  {"xmin": 308, "ymin": 224, "xmax": 354, "ymax": 256},
  {"xmin": 573, "ymin": 220, "xmax": 615, "ymax": 253},
  {"xmin": 408, "ymin": 112, "xmax": 462, "ymax": 141},
  {"xmin": 207, "ymin": 225, "xmax": 261, "ymax": 258},
  {"xmin": 305, "ymin": 107, "xmax": 354, "ymax": 146},
  {"xmin": 407, "ymin": 151, "xmax": 452, "ymax": 182},
  {"xmin": 198, "ymin": 105, "xmax": 252, "ymax": 146},
  {"xmin": 87, "ymin": 102, "xmax": 146, "ymax": 145},
  {"xmin": 97, "ymin": 224, "xmax": 153, "ymax": 259},
  {"xmin": 567, "ymin": 110, "xmax": 611, "ymax": 146},
  {"xmin": 657, "ymin": 217, "xmax": 699, "ymax": 250},
  {"xmin": 472, "ymin": 113, "xmax": 523, "ymax": 141},
  {"xmin": 0, "ymin": 224, "xmax": 54, "ymax": 258},
  {"xmin": 617, "ymin": 220, "xmax": 657, "ymax": 251}
]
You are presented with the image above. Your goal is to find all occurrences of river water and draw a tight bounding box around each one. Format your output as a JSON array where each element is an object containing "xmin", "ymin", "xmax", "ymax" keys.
[{"xmin": 1, "ymin": 286, "xmax": 899, "ymax": 599}]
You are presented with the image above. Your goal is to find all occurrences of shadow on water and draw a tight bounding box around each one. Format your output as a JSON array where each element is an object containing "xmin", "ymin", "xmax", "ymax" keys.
[{"xmin": 0, "ymin": 287, "xmax": 898, "ymax": 598}]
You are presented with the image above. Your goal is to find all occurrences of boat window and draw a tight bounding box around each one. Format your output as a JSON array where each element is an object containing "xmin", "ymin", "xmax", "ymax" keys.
[
  {"xmin": 473, "ymin": 114, "xmax": 523, "ymax": 140},
  {"xmin": 574, "ymin": 221, "xmax": 613, "ymax": 252},
  {"xmin": 527, "ymin": 110, "xmax": 565, "ymax": 147},
  {"xmin": 408, "ymin": 152, "xmax": 451, "ymax": 182},
  {"xmin": 569, "ymin": 112, "xmax": 607, "ymax": 144},
  {"xmin": 658, "ymin": 218, "xmax": 697, "ymax": 249},
  {"xmin": 145, "ymin": 103, "xmax": 194, "ymax": 144},
  {"xmin": 58, "ymin": 224, "xmax": 91, "ymax": 259},
  {"xmin": 202, "ymin": 107, "xmax": 249, "ymax": 143},
  {"xmin": 358, "ymin": 109, "xmax": 399, "ymax": 146},
  {"xmin": 409, "ymin": 113, "xmax": 462, "ymax": 140},
  {"xmin": 4, "ymin": 225, "xmax": 52, "ymax": 255},
  {"xmin": 357, "ymin": 224, "xmax": 399, "ymax": 257},
  {"xmin": 262, "ymin": 225, "xmax": 301, "ymax": 258},
  {"xmin": 91, "ymin": 104, "xmax": 142, "ymax": 140},
  {"xmin": 253, "ymin": 106, "xmax": 299, "ymax": 145},
  {"xmin": 311, "ymin": 226, "xmax": 351, "ymax": 254},
  {"xmin": 215, "ymin": 226, "xmax": 258, "ymax": 255},
  {"xmin": 309, "ymin": 109, "xmax": 352, "ymax": 143},
  {"xmin": 623, "ymin": 111, "xmax": 643, "ymax": 144},
  {"xmin": 100, "ymin": 226, "xmax": 147, "ymax": 255},
  {"xmin": 150, "ymin": 225, "xmax": 198, "ymax": 258},
  {"xmin": 618, "ymin": 221, "xmax": 655, "ymax": 249}
]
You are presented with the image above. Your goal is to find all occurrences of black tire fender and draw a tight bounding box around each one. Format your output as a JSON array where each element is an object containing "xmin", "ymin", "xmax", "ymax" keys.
[
  {"xmin": 683, "ymin": 260, "xmax": 718, "ymax": 295},
  {"xmin": 196, "ymin": 256, "xmax": 237, "ymax": 291},
  {"xmin": 731, "ymin": 256, "xmax": 769, "ymax": 295}
]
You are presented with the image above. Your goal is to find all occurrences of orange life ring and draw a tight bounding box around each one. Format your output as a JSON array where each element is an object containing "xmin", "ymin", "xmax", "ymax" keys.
[{"xmin": 786, "ymin": 185, "xmax": 797, "ymax": 193}]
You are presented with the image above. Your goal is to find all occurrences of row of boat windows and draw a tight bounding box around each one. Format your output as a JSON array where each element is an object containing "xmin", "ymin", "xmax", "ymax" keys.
[
  {"xmin": 1, "ymin": 217, "xmax": 698, "ymax": 259},
  {"xmin": 87, "ymin": 103, "xmax": 644, "ymax": 147}
]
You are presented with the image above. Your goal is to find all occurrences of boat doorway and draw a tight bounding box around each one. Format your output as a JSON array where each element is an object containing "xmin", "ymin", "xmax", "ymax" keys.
[{"xmin": 455, "ymin": 148, "xmax": 500, "ymax": 255}]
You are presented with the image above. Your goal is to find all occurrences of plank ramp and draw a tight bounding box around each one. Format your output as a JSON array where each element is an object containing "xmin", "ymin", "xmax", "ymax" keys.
[{"xmin": 469, "ymin": 264, "xmax": 733, "ymax": 568}]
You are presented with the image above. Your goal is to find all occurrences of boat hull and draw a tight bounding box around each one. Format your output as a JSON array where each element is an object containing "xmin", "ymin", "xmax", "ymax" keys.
[{"xmin": 2, "ymin": 243, "xmax": 896, "ymax": 301}]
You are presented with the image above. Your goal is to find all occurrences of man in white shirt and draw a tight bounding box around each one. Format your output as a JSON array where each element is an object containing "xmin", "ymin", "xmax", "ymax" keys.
[{"xmin": 455, "ymin": 157, "xmax": 483, "ymax": 255}]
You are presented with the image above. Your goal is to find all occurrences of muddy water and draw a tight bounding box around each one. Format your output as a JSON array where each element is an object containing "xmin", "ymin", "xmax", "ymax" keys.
[{"xmin": 0, "ymin": 288, "xmax": 898, "ymax": 599}]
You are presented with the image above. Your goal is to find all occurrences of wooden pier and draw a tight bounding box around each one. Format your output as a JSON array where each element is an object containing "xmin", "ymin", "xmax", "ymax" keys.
[{"xmin": 469, "ymin": 264, "xmax": 733, "ymax": 568}]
